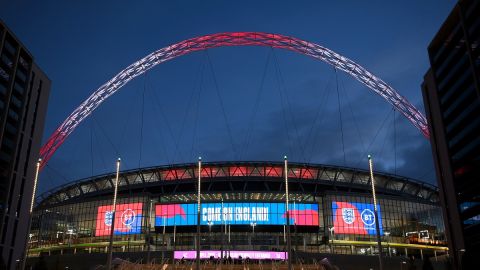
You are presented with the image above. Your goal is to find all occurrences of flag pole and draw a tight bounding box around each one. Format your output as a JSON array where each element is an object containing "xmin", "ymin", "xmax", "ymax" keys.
[
  {"xmin": 106, "ymin": 158, "xmax": 121, "ymax": 270},
  {"xmin": 196, "ymin": 157, "xmax": 202, "ymax": 270},
  {"xmin": 284, "ymin": 156, "xmax": 292, "ymax": 270},
  {"xmin": 368, "ymin": 155, "xmax": 384, "ymax": 270}
]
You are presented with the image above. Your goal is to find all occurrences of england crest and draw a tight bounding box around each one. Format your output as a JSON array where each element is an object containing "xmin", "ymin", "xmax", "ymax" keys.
[
  {"xmin": 104, "ymin": 211, "xmax": 113, "ymax": 226},
  {"xmin": 342, "ymin": 208, "xmax": 355, "ymax": 224},
  {"xmin": 121, "ymin": 209, "xmax": 136, "ymax": 228}
]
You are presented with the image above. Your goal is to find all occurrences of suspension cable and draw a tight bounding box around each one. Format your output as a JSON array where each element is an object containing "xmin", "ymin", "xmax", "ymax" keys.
[
  {"xmin": 189, "ymin": 54, "xmax": 207, "ymax": 157},
  {"xmin": 338, "ymin": 70, "xmax": 367, "ymax": 157},
  {"xmin": 304, "ymin": 70, "xmax": 335, "ymax": 163},
  {"xmin": 241, "ymin": 48, "xmax": 273, "ymax": 159},
  {"xmin": 45, "ymin": 164, "xmax": 71, "ymax": 186},
  {"xmin": 145, "ymin": 91, "xmax": 172, "ymax": 165},
  {"xmin": 90, "ymin": 120, "xmax": 109, "ymax": 172},
  {"xmin": 90, "ymin": 116, "xmax": 94, "ymax": 177},
  {"xmin": 272, "ymin": 49, "xmax": 307, "ymax": 162},
  {"xmin": 92, "ymin": 117, "xmax": 131, "ymax": 169},
  {"xmin": 353, "ymin": 108, "xmax": 394, "ymax": 169},
  {"xmin": 271, "ymin": 50, "xmax": 295, "ymax": 159},
  {"xmin": 170, "ymin": 58, "xmax": 206, "ymax": 162},
  {"xmin": 138, "ymin": 73, "xmax": 147, "ymax": 168},
  {"xmin": 335, "ymin": 68, "xmax": 347, "ymax": 166},
  {"xmin": 375, "ymin": 110, "xmax": 395, "ymax": 164},
  {"xmin": 205, "ymin": 50, "xmax": 238, "ymax": 160},
  {"xmin": 306, "ymin": 73, "xmax": 335, "ymax": 163},
  {"xmin": 149, "ymin": 81, "xmax": 185, "ymax": 163},
  {"xmin": 394, "ymin": 109, "xmax": 397, "ymax": 175}
]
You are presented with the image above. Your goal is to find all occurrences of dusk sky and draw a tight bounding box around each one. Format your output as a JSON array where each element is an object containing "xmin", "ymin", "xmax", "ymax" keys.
[{"xmin": 0, "ymin": 0, "xmax": 456, "ymax": 195}]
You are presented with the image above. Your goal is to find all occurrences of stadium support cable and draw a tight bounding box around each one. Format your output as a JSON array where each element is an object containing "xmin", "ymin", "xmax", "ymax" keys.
[
  {"xmin": 335, "ymin": 68, "xmax": 347, "ymax": 166},
  {"xmin": 272, "ymin": 49, "xmax": 307, "ymax": 163},
  {"xmin": 205, "ymin": 50, "xmax": 239, "ymax": 160},
  {"xmin": 241, "ymin": 48, "xmax": 272, "ymax": 160}
]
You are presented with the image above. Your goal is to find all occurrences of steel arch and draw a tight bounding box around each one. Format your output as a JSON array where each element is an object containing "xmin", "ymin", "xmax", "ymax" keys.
[{"xmin": 40, "ymin": 32, "xmax": 429, "ymax": 169}]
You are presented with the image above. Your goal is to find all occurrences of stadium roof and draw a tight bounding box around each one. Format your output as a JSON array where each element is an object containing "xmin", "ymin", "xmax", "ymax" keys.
[{"xmin": 37, "ymin": 161, "xmax": 439, "ymax": 208}]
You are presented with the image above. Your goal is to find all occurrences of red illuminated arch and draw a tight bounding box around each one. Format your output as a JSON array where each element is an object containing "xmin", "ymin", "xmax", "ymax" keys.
[{"xmin": 40, "ymin": 32, "xmax": 429, "ymax": 169}]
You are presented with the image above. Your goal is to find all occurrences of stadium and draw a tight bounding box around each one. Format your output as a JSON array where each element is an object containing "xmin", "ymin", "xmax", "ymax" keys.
[{"xmin": 27, "ymin": 161, "xmax": 448, "ymax": 268}]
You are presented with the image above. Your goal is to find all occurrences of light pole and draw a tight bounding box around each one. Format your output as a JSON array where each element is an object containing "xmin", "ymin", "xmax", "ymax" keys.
[
  {"xmin": 328, "ymin": 226, "xmax": 335, "ymax": 254},
  {"xmin": 221, "ymin": 197, "xmax": 225, "ymax": 261},
  {"xmin": 284, "ymin": 156, "xmax": 292, "ymax": 270},
  {"xmin": 146, "ymin": 199, "xmax": 153, "ymax": 264},
  {"xmin": 250, "ymin": 222, "xmax": 256, "ymax": 250},
  {"xmin": 208, "ymin": 221, "xmax": 213, "ymax": 233},
  {"xmin": 368, "ymin": 155, "xmax": 384, "ymax": 270},
  {"xmin": 106, "ymin": 158, "xmax": 121, "ymax": 270},
  {"xmin": 21, "ymin": 158, "xmax": 42, "ymax": 270},
  {"xmin": 196, "ymin": 157, "xmax": 202, "ymax": 270},
  {"xmin": 384, "ymin": 231, "xmax": 391, "ymax": 257}
]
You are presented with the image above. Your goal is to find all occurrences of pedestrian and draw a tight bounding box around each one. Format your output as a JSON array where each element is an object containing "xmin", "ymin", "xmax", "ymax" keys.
[{"xmin": 408, "ymin": 255, "xmax": 416, "ymax": 270}]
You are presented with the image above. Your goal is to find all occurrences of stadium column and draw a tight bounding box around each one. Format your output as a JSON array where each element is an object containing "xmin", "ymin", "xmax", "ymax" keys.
[
  {"xmin": 196, "ymin": 157, "xmax": 202, "ymax": 270},
  {"xmin": 368, "ymin": 155, "xmax": 384, "ymax": 270},
  {"xmin": 106, "ymin": 158, "xmax": 121, "ymax": 270},
  {"xmin": 285, "ymin": 156, "xmax": 292, "ymax": 270}
]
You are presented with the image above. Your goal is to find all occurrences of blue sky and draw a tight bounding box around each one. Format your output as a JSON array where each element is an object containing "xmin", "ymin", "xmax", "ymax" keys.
[{"xmin": 0, "ymin": 0, "xmax": 456, "ymax": 194}]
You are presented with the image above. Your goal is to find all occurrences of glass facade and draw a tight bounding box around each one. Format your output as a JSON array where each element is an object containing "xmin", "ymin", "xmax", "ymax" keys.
[{"xmin": 29, "ymin": 193, "xmax": 446, "ymax": 257}]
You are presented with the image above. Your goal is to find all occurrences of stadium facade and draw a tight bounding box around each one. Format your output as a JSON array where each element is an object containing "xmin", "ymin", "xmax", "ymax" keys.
[{"xmin": 27, "ymin": 161, "xmax": 448, "ymax": 262}]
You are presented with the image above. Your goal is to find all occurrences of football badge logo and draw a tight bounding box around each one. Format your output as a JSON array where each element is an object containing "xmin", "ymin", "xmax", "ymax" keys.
[
  {"xmin": 121, "ymin": 209, "xmax": 136, "ymax": 228},
  {"xmin": 104, "ymin": 211, "xmax": 113, "ymax": 226},
  {"xmin": 342, "ymin": 208, "xmax": 355, "ymax": 224}
]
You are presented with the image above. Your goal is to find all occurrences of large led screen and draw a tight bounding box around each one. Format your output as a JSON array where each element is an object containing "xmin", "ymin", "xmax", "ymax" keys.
[
  {"xmin": 174, "ymin": 250, "xmax": 287, "ymax": 260},
  {"xmin": 155, "ymin": 203, "xmax": 319, "ymax": 226},
  {"xmin": 95, "ymin": 203, "xmax": 143, "ymax": 236},
  {"xmin": 332, "ymin": 201, "xmax": 383, "ymax": 235}
]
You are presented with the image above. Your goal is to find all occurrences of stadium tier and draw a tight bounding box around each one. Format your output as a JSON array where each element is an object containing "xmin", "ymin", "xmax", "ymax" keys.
[{"xmin": 29, "ymin": 161, "xmax": 448, "ymax": 259}]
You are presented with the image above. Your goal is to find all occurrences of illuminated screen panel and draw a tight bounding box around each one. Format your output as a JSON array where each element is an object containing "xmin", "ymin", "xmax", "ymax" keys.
[
  {"xmin": 155, "ymin": 202, "xmax": 318, "ymax": 226},
  {"xmin": 95, "ymin": 203, "xmax": 143, "ymax": 236},
  {"xmin": 174, "ymin": 250, "xmax": 287, "ymax": 260},
  {"xmin": 332, "ymin": 201, "xmax": 383, "ymax": 235}
]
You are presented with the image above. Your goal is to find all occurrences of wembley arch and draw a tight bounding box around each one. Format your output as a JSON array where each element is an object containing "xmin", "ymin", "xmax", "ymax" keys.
[{"xmin": 39, "ymin": 32, "xmax": 429, "ymax": 169}]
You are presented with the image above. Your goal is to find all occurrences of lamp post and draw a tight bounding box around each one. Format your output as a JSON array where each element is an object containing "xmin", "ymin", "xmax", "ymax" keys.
[
  {"xmin": 21, "ymin": 158, "xmax": 42, "ymax": 270},
  {"xmin": 384, "ymin": 231, "xmax": 391, "ymax": 257},
  {"xmin": 328, "ymin": 226, "xmax": 335, "ymax": 254},
  {"xmin": 368, "ymin": 155, "xmax": 384, "ymax": 270},
  {"xmin": 208, "ymin": 221, "xmax": 213, "ymax": 233},
  {"xmin": 221, "ymin": 197, "xmax": 225, "ymax": 261},
  {"xmin": 284, "ymin": 156, "xmax": 292, "ymax": 270},
  {"xmin": 106, "ymin": 158, "xmax": 121, "ymax": 270},
  {"xmin": 146, "ymin": 199, "xmax": 153, "ymax": 264},
  {"xmin": 196, "ymin": 157, "xmax": 202, "ymax": 270},
  {"xmin": 250, "ymin": 222, "xmax": 257, "ymax": 250}
]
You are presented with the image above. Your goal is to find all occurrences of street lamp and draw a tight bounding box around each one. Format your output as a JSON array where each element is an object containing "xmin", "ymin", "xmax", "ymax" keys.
[
  {"xmin": 67, "ymin": 229, "xmax": 74, "ymax": 247},
  {"xmin": 328, "ymin": 226, "xmax": 335, "ymax": 253},
  {"xmin": 196, "ymin": 157, "xmax": 202, "ymax": 270},
  {"xmin": 284, "ymin": 156, "xmax": 292, "ymax": 270},
  {"xmin": 208, "ymin": 221, "xmax": 213, "ymax": 233},
  {"xmin": 368, "ymin": 155, "xmax": 384, "ymax": 270},
  {"xmin": 384, "ymin": 231, "xmax": 391, "ymax": 257},
  {"xmin": 106, "ymin": 158, "xmax": 121, "ymax": 270},
  {"xmin": 251, "ymin": 222, "xmax": 257, "ymax": 250}
]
